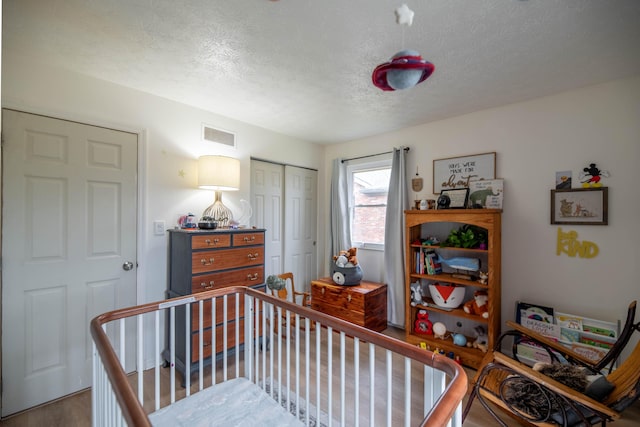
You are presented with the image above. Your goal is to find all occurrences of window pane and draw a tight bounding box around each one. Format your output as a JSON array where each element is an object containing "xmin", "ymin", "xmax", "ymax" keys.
[{"xmin": 352, "ymin": 168, "xmax": 390, "ymax": 245}]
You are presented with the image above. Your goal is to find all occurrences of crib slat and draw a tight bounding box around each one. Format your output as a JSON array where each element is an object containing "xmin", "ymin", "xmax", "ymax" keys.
[
  {"xmin": 340, "ymin": 331, "xmax": 346, "ymax": 426},
  {"xmin": 405, "ymin": 357, "xmax": 411, "ymax": 427},
  {"xmin": 387, "ymin": 349, "xmax": 392, "ymax": 427},
  {"xmin": 354, "ymin": 337, "xmax": 360, "ymax": 427},
  {"xmin": 185, "ymin": 303, "xmax": 191, "ymax": 396},
  {"xmin": 327, "ymin": 326, "xmax": 333, "ymax": 427},
  {"xmin": 211, "ymin": 296, "xmax": 217, "ymax": 386},
  {"xmin": 198, "ymin": 300, "xmax": 204, "ymax": 391},
  {"xmin": 235, "ymin": 293, "xmax": 240, "ymax": 378},
  {"xmin": 137, "ymin": 315, "xmax": 143, "ymax": 404},
  {"xmin": 155, "ymin": 310, "xmax": 160, "ymax": 411},
  {"xmin": 369, "ymin": 342, "xmax": 375, "ymax": 426},
  {"xmin": 169, "ymin": 306, "xmax": 176, "ymax": 404}
]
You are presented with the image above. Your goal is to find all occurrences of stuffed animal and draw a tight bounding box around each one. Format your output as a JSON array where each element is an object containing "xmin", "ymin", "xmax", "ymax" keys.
[
  {"xmin": 345, "ymin": 247, "xmax": 358, "ymax": 265},
  {"xmin": 463, "ymin": 290, "xmax": 489, "ymax": 318},
  {"xmin": 332, "ymin": 247, "xmax": 358, "ymax": 267},
  {"xmin": 477, "ymin": 271, "xmax": 488, "ymax": 285},
  {"xmin": 410, "ymin": 282, "xmax": 423, "ymax": 306},
  {"xmin": 467, "ymin": 325, "xmax": 488, "ymax": 352}
]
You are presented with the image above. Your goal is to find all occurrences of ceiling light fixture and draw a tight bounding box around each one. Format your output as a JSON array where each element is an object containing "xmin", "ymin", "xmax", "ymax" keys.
[{"xmin": 372, "ymin": 4, "xmax": 435, "ymax": 91}]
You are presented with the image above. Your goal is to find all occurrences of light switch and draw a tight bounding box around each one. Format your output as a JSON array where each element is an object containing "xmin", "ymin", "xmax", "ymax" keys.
[{"xmin": 153, "ymin": 220, "xmax": 165, "ymax": 236}]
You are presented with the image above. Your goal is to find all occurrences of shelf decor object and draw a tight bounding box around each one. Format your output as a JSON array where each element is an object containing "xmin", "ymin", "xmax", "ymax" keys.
[
  {"xmin": 550, "ymin": 187, "xmax": 608, "ymax": 225},
  {"xmin": 198, "ymin": 155, "xmax": 240, "ymax": 227},
  {"xmin": 433, "ymin": 152, "xmax": 496, "ymax": 194}
]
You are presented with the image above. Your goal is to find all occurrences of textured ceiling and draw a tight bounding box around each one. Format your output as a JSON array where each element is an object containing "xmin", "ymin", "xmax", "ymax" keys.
[{"xmin": 4, "ymin": 1, "xmax": 640, "ymax": 144}]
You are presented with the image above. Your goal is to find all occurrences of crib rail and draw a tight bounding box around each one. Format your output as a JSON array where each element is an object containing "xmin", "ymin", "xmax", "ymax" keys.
[{"xmin": 91, "ymin": 286, "xmax": 467, "ymax": 427}]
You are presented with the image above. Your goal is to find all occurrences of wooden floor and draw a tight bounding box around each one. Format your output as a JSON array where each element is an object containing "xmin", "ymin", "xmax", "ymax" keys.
[{"xmin": 2, "ymin": 326, "xmax": 639, "ymax": 427}]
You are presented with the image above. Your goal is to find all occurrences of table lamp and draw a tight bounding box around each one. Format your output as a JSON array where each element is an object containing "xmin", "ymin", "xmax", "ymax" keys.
[{"xmin": 198, "ymin": 155, "xmax": 240, "ymax": 227}]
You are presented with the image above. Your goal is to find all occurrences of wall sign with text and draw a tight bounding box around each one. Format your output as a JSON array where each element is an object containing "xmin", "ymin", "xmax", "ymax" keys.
[{"xmin": 433, "ymin": 152, "xmax": 496, "ymax": 194}]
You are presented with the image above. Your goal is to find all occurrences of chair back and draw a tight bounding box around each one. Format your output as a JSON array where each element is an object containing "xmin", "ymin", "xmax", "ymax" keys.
[
  {"xmin": 273, "ymin": 272, "xmax": 295, "ymax": 302},
  {"xmin": 596, "ymin": 300, "xmax": 638, "ymax": 372},
  {"xmin": 604, "ymin": 338, "xmax": 640, "ymax": 412}
]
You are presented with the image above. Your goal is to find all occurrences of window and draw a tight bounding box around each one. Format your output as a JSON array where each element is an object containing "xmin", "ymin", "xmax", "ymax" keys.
[{"xmin": 347, "ymin": 158, "xmax": 392, "ymax": 249}]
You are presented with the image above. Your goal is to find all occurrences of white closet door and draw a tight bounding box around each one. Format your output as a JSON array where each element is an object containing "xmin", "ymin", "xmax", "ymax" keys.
[
  {"xmin": 250, "ymin": 160, "xmax": 318, "ymax": 290},
  {"xmin": 283, "ymin": 165, "xmax": 318, "ymax": 292},
  {"xmin": 250, "ymin": 159, "xmax": 284, "ymax": 277}
]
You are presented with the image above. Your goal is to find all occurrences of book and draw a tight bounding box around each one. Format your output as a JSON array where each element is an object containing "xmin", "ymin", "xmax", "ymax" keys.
[{"xmin": 515, "ymin": 301, "xmax": 554, "ymax": 324}]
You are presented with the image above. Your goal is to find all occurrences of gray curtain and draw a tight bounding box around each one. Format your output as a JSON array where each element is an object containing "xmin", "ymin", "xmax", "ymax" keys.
[
  {"xmin": 330, "ymin": 158, "xmax": 351, "ymax": 268},
  {"xmin": 383, "ymin": 147, "xmax": 409, "ymax": 327}
]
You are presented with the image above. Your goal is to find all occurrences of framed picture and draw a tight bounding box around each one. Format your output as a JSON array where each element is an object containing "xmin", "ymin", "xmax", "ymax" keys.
[
  {"xmin": 468, "ymin": 179, "xmax": 504, "ymax": 209},
  {"xmin": 433, "ymin": 152, "xmax": 496, "ymax": 193},
  {"xmin": 550, "ymin": 187, "xmax": 608, "ymax": 225},
  {"xmin": 439, "ymin": 188, "xmax": 469, "ymax": 209}
]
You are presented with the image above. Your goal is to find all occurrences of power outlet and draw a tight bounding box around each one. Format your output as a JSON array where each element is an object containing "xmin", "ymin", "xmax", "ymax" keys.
[{"xmin": 153, "ymin": 220, "xmax": 165, "ymax": 236}]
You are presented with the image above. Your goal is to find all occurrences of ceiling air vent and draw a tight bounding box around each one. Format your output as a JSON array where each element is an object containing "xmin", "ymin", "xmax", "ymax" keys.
[{"xmin": 202, "ymin": 124, "xmax": 236, "ymax": 149}]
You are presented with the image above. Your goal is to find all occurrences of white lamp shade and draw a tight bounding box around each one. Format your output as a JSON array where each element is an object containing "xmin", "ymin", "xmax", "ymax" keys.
[{"xmin": 197, "ymin": 155, "xmax": 240, "ymax": 191}]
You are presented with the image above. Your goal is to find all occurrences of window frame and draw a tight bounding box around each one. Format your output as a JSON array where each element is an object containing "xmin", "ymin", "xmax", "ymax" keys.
[{"xmin": 346, "ymin": 157, "xmax": 392, "ymax": 251}]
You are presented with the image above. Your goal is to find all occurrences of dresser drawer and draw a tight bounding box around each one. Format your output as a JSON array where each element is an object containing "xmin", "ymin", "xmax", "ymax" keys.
[
  {"xmin": 191, "ymin": 295, "xmax": 245, "ymax": 330},
  {"xmin": 192, "ymin": 266, "xmax": 264, "ymax": 292},
  {"xmin": 191, "ymin": 320, "xmax": 245, "ymax": 363},
  {"xmin": 191, "ymin": 233, "xmax": 231, "ymax": 249},
  {"xmin": 191, "ymin": 247, "xmax": 264, "ymax": 274},
  {"xmin": 232, "ymin": 232, "xmax": 265, "ymax": 247}
]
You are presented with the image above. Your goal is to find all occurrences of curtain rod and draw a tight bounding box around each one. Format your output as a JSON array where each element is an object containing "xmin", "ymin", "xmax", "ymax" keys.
[{"xmin": 341, "ymin": 147, "xmax": 409, "ymax": 163}]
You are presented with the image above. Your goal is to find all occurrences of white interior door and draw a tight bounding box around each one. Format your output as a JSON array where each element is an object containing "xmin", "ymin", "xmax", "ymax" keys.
[
  {"xmin": 1, "ymin": 109, "xmax": 138, "ymax": 416},
  {"xmin": 250, "ymin": 160, "xmax": 284, "ymax": 277},
  {"xmin": 283, "ymin": 165, "xmax": 318, "ymax": 292}
]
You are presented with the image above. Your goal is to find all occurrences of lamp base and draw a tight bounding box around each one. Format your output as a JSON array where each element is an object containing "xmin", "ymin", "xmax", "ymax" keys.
[{"xmin": 202, "ymin": 191, "xmax": 233, "ymax": 227}]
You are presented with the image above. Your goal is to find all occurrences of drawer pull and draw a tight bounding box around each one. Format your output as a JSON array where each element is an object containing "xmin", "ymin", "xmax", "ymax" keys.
[
  {"xmin": 247, "ymin": 273, "xmax": 259, "ymax": 281},
  {"xmin": 347, "ymin": 294, "xmax": 352, "ymax": 303},
  {"xmin": 243, "ymin": 236, "xmax": 256, "ymax": 242},
  {"xmin": 247, "ymin": 252, "xmax": 260, "ymax": 260},
  {"xmin": 204, "ymin": 238, "xmax": 220, "ymax": 246},
  {"xmin": 200, "ymin": 257, "xmax": 215, "ymax": 265},
  {"xmin": 321, "ymin": 287, "xmax": 325, "ymax": 295},
  {"xmin": 200, "ymin": 280, "xmax": 215, "ymax": 289}
]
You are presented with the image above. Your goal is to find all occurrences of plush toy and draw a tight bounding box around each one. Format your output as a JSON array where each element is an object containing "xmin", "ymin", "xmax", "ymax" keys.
[
  {"xmin": 467, "ymin": 325, "xmax": 488, "ymax": 352},
  {"xmin": 332, "ymin": 247, "xmax": 358, "ymax": 267},
  {"xmin": 477, "ymin": 271, "xmax": 488, "ymax": 285},
  {"xmin": 410, "ymin": 282, "xmax": 423, "ymax": 306},
  {"xmin": 414, "ymin": 310, "xmax": 433, "ymax": 335},
  {"xmin": 463, "ymin": 290, "xmax": 489, "ymax": 318}
]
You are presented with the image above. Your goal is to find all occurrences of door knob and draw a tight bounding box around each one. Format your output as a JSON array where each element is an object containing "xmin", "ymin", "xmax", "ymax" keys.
[{"xmin": 123, "ymin": 261, "xmax": 134, "ymax": 271}]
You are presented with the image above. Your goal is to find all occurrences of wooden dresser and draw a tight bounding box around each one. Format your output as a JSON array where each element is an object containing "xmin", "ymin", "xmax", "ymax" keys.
[
  {"xmin": 165, "ymin": 228, "xmax": 265, "ymax": 380},
  {"xmin": 310, "ymin": 278, "xmax": 388, "ymax": 332}
]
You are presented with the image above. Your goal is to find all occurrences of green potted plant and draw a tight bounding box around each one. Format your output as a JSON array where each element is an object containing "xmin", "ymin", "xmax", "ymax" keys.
[{"xmin": 441, "ymin": 225, "xmax": 487, "ymax": 249}]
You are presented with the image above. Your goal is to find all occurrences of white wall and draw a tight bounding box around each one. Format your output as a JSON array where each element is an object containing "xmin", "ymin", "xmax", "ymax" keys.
[
  {"xmin": 1, "ymin": 54, "xmax": 325, "ymax": 308},
  {"xmin": 323, "ymin": 75, "xmax": 640, "ymax": 358}
]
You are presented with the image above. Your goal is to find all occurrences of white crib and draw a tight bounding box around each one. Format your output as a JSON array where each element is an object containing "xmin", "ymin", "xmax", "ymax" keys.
[{"xmin": 91, "ymin": 286, "xmax": 466, "ymax": 426}]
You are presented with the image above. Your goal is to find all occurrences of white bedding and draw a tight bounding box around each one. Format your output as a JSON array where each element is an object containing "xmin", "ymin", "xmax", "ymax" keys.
[{"xmin": 149, "ymin": 377, "xmax": 303, "ymax": 427}]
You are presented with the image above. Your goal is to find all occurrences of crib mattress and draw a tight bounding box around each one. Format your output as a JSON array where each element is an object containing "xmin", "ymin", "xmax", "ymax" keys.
[{"xmin": 149, "ymin": 377, "xmax": 303, "ymax": 427}]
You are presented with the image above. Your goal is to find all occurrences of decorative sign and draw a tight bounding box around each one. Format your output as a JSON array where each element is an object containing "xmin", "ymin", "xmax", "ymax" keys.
[
  {"xmin": 433, "ymin": 152, "xmax": 496, "ymax": 194},
  {"xmin": 556, "ymin": 227, "xmax": 599, "ymax": 258}
]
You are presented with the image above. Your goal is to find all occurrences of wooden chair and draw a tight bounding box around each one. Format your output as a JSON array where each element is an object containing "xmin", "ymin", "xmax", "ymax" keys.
[
  {"xmin": 268, "ymin": 272, "xmax": 314, "ymax": 334},
  {"xmin": 463, "ymin": 301, "xmax": 640, "ymax": 426},
  {"xmin": 270, "ymin": 272, "xmax": 311, "ymax": 308}
]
